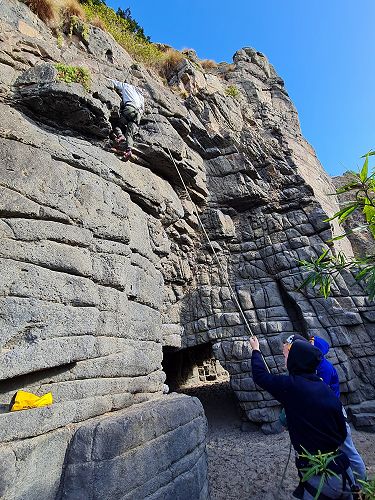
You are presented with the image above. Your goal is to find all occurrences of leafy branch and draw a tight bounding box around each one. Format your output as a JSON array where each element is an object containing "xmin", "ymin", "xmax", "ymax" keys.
[
  {"xmin": 358, "ymin": 476, "xmax": 375, "ymax": 499},
  {"xmin": 299, "ymin": 447, "xmax": 339, "ymax": 500},
  {"xmin": 298, "ymin": 151, "xmax": 375, "ymax": 301}
]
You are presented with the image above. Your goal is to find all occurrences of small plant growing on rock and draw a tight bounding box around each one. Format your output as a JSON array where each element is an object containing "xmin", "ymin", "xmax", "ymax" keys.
[
  {"xmin": 68, "ymin": 15, "xmax": 90, "ymax": 43},
  {"xmin": 225, "ymin": 84, "xmax": 240, "ymax": 99},
  {"xmin": 170, "ymin": 85, "xmax": 189, "ymax": 99},
  {"xmin": 55, "ymin": 30, "xmax": 64, "ymax": 48},
  {"xmin": 159, "ymin": 48, "xmax": 184, "ymax": 80},
  {"xmin": 54, "ymin": 63, "xmax": 91, "ymax": 91}
]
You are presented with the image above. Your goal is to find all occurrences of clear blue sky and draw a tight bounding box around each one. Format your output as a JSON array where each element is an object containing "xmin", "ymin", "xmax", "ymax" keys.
[{"xmin": 107, "ymin": 0, "xmax": 375, "ymax": 177}]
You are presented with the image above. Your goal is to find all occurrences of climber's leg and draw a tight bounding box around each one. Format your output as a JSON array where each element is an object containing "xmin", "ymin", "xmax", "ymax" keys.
[
  {"xmin": 113, "ymin": 126, "xmax": 126, "ymax": 145},
  {"xmin": 121, "ymin": 106, "xmax": 141, "ymax": 147},
  {"xmin": 115, "ymin": 105, "xmax": 141, "ymax": 160},
  {"xmin": 124, "ymin": 120, "xmax": 138, "ymax": 150}
]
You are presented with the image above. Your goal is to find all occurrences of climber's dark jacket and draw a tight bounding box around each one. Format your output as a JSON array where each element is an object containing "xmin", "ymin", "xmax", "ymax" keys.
[{"xmin": 251, "ymin": 340, "xmax": 347, "ymax": 454}]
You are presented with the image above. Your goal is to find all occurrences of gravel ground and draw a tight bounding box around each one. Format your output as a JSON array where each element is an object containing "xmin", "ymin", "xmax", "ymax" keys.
[{"xmin": 184, "ymin": 382, "xmax": 375, "ymax": 500}]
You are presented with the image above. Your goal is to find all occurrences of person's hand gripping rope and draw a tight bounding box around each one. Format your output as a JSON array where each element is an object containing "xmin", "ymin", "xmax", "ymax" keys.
[{"xmin": 249, "ymin": 336, "xmax": 259, "ymax": 351}]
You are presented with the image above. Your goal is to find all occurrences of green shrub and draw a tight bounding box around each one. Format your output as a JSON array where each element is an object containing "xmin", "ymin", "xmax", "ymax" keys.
[
  {"xmin": 116, "ymin": 7, "xmax": 149, "ymax": 43},
  {"xmin": 359, "ymin": 477, "xmax": 375, "ymax": 500},
  {"xmin": 298, "ymin": 151, "xmax": 375, "ymax": 301},
  {"xmin": 68, "ymin": 15, "xmax": 90, "ymax": 42},
  {"xmin": 225, "ymin": 84, "xmax": 240, "ymax": 99},
  {"xmin": 55, "ymin": 63, "xmax": 91, "ymax": 91},
  {"xmin": 81, "ymin": 0, "xmax": 164, "ymax": 66},
  {"xmin": 299, "ymin": 448, "xmax": 339, "ymax": 500}
]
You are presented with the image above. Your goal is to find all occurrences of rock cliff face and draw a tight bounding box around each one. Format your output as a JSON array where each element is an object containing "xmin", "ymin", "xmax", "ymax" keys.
[{"xmin": 1, "ymin": 1, "xmax": 375, "ymax": 497}]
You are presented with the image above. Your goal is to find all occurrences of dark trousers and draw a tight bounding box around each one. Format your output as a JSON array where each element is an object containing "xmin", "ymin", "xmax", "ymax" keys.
[{"xmin": 118, "ymin": 104, "xmax": 142, "ymax": 149}]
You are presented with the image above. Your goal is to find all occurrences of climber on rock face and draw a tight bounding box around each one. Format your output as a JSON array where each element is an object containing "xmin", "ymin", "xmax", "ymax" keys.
[{"xmin": 107, "ymin": 77, "xmax": 145, "ymax": 161}]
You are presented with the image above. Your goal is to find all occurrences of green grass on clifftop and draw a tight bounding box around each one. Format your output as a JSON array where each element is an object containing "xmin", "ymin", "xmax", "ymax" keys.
[
  {"xmin": 81, "ymin": 0, "xmax": 165, "ymax": 66},
  {"xmin": 21, "ymin": 0, "xmax": 188, "ymax": 82}
]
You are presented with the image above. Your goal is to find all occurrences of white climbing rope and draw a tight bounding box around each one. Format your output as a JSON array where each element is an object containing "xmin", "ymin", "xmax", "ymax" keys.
[
  {"xmin": 111, "ymin": 65, "xmax": 270, "ymax": 368},
  {"xmin": 148, "ymin": 110, "xmax": 272, "ymax": 371},
  {"xmin": 148, "ymin": 112, "xmax": 256, "ymax": 339}
]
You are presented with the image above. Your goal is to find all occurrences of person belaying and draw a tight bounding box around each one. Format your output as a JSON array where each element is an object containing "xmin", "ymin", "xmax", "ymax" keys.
[
  {"xmin": 250, "ymin": 336, "xmax": 356, "ymax": 499},
  {"xmin": 107, "ymin": 77, "xmax": 145, "ymax": 160},
  {"xmin": 283, "ymin": 334, "xmax": 366, "ymax": 482}
]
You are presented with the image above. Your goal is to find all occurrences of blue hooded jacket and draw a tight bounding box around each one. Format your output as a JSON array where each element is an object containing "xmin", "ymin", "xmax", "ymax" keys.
[
  {"xmin": 252, "ymin": 341, "xmax": 347, "ymax": 454},
  {"xmin": 313, "ymin": 336, "xmax": 340, "ymax": 398}
]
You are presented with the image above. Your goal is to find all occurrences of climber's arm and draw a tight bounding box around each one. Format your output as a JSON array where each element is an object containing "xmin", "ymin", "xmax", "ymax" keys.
[
  {"xmin": 106, "ymin": 78, "xmax": 124, "ymax": 92},
  {"xmin": 250, "ymin": 337, "xmax": 288, "ymax": 405}
]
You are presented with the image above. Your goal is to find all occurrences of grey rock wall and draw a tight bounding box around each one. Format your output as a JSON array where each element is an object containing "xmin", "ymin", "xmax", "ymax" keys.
[
  {"xmin": 171, "ymin": 48, "xmax": 375, "ymax": 428},
  {"xmin": 0, "ymin": 394, "xmax": 208, "ymax": 500},
  {"xmin": 0, "ymin": 0, "xmax": 374, "ymax": 497},
  {"xmin": 59, "ymin": 395, "xmax": 208, "ymax": 500}
]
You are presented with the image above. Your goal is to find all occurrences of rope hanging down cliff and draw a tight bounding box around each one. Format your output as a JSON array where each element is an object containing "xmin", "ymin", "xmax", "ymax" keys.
[
  {"xmin": 149, "ymin": 112, "xmax": 255, "ymax": 332},
  {"xmin": 149, "ymin": 111, "xmax": 272, "ymax": 377},
  {"xmin": 107, "ymin": 68, "xmax": 269, "ymax": 369}
]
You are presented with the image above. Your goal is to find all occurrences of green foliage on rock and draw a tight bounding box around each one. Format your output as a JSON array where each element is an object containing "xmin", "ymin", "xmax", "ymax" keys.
[
  {"xmin": 55, "ymin": 63, "xmax": 91, "ymax": 91},
  {"xmin": 68, "ymin": 15, "xmax": 90, "ymax": 42},
  {"xmin": 299, "ymin": 151, "xmax": 375, "ymax": 300},
  {"xmin": 56, "ymin": 31, "xmax": 64, "ymax": 48},
  {"xmin": 80, "ymin": 0, "xmax": 164, "ymax": 66},
  {"xmin": 225, "ymin": 84, "xmax": 240, "ymax": 99}
]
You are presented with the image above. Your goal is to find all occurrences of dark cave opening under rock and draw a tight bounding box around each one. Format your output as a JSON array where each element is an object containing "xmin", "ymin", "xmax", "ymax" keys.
[
  {"xmin": 162, "ymin": 343, "xmax": 243, "ymax": 431},
  {"xmin": 162, "ymin": 343, "xmax": 229, "ymax": 392}
]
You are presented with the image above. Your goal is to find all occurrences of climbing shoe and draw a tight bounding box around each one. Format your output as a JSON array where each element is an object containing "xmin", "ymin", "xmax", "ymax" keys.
[
  {"xmin": 123, "ymin": 148, "xmax": 132, "ymax": 161},
  {"xmin": 115, "ymin": 135, "xmax": 126, "ymax": 144}
]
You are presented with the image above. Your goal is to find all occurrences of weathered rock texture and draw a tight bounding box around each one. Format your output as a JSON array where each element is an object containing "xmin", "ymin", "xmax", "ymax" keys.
[
  {"xmin": 0, "ymin": 394, "xmax": 208, "ymax": 500},
  {"xmin": 1, "ymin": 0, "xmax": 375, "ymax": 497}
]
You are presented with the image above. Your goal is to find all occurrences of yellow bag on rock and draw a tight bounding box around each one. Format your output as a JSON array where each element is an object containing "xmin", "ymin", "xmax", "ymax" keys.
[{"xmin": 10, "ymin": 390, "xmax": 53, "ymax": 412}]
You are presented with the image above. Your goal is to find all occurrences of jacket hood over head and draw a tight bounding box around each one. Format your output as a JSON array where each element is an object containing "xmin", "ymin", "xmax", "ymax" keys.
[
  {"xmin": 287, "ymin": 340, "xmax": 323, "ymax": 375},
  {"xmin": 312, "ymin": 336, "xmax": 330, "ymax": 356}
]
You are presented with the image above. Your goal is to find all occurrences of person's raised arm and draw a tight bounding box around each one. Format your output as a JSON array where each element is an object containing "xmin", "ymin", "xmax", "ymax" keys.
[
  {"xmin": 250, "ymin": 336, "xmax": 288, "ymax": 404},
  {"xmin": 106, "ymin": 77, "xmax": 123, "ymax": 92}
]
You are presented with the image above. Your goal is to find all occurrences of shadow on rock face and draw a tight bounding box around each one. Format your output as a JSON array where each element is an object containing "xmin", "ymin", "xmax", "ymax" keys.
[{"xmin": 13, "ymin": 63, "xmax": 112, "ymax": 138}]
